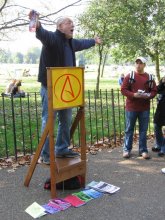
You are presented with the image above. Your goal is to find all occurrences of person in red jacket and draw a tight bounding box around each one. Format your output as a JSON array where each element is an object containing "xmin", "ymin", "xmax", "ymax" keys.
[{"xmin": 121, "ymin": 57, "xmax": 157, "ymax": 159}]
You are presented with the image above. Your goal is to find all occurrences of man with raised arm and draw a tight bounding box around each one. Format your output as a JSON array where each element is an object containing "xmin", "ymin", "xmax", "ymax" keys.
[{"xmin": 29, "ymin": 11, "xmax": 101, "ymax": 164}]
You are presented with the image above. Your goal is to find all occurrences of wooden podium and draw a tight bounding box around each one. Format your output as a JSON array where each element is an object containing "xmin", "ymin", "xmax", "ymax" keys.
[{"xmin": 24, "ymin": 67, "xmax": 86, "ymax": 198}]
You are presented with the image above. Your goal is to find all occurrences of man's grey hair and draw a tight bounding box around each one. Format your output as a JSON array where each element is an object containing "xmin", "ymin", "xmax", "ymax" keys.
[{"xmin": 56, "ymin": 17, "xmax": 72, "ymax": 29}]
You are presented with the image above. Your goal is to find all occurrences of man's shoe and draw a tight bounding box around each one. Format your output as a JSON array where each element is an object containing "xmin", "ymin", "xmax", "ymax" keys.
[
  {"xmin": 158, "ymin": 152, "xmax": 165, "ymax": 157},
  {"xmin": 142, "ymin": 152, "xmax": 150, "ymax": 159},
  {"xmin": 42, "ymin": 157, "xmax": 50, "ymax": 165},
  {"xmin": 38, "ymin": 156, "xmax": 43, "ymax": 164},
  {"xmin": 123, "ymin": 152, "xmax": 130, "ymax": 159},
  {"xmin": 152, "ymin": 147, "xmax": 160, "ymax": 152},
  {"xmin": 56, "ymin": 150, "xmax": 80, "ymax": 158}
]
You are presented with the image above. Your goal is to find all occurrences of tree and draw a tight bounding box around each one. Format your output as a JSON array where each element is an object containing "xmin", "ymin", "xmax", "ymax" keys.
[
  {"xmin": 0, "ymin": 49, "xmax": 8, "ymax": 62},
  {"xmin": 77, "ymin": 0, "xmax": 114, "ymax": 96},
  {"xmin": 109, "ymin": 0, "xmax": 165, "ymax": 81},
  {"xmin": 24, "ymin": 47, "xmax": 41, "ymax": 64},
  {"xmin": 78, "ymin": 0, "xmax": 165, "ymax": 84},
  {"xmin": 0, "ymin": 0, "xmax": 83, "ymax": 41},
  {"xmin": 12, "ymin": 52, "xmax": 23, "ymax": 63},
  {"xmin": 0, "ymin": 48, "xmax": 13, "ymax": 63}
]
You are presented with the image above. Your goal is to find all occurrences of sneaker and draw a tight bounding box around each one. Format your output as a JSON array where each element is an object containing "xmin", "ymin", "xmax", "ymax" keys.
[
  {"xmin": 42, "ymin": 157, "xmax": 50, "ymax": 165},
  {"xmin": 123, "ymin": 152, "xmax": 130, "ymax": 159},
  {"xmin": 161, "ymin": 168, "xmax": 165, "ymax": 173},
  {"xmin": 152, "ymin": 147, "xmax": 160, "ymax": 152},
  {"xmin": 38, "ymin": 156, "xmax": 43, "ymax": 164},
  {"xmin": 158, "ymin": 152, "xmax": 165, "ymax": 157},
  {"xmin": 56, "ymin": 149, "xmax": 80, "ymax": 158},
  {"xmin": 141, "ymin": 152, "xmax": 150, "ymax": 159}
]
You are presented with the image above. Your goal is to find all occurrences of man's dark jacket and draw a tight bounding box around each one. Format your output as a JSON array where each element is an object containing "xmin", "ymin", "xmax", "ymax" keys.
[
  {"xmin": 36, "ymin": 26, "xmax": 95, "ymax": 87},
  {"xmin": 154, "ymin": 79, "xmax": 165, "ymax": 126}
]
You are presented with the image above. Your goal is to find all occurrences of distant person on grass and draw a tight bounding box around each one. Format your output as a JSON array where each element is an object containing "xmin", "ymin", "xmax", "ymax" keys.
[
  {"xmin": 28, "ymin": 10, "xmax": 102, "ymax": 164},
  {"xmin": 121, "ymin": 57, "xmax": 157, "ymax": 159},
  {"xmin": 118, "ymin": 73, "xmax": 125, "ymax": 86},
  {"xmin": 152, "ymin": 76, "xmax": 165, "ymax": 156},
  {"xmin": 5, "ymin": 79, "xmax": 22, "ymax": 95}
]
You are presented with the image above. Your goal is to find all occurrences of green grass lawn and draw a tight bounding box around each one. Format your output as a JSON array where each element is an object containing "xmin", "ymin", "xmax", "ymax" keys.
[
  {"xmin": 0, "ymin": 64, "xmax": 120, "ymax": 94},
  {"xmin": 0, "ymin": 75, "xmax": 120, "ymax": 94},
  {"xmin": 0, "ymin": 67, "xmax": 157, "ymax": 158}
]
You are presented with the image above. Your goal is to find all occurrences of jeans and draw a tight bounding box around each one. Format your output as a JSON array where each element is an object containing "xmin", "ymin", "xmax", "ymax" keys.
[
  {"xmin": 40, "ymin": 86, "xmax": 72, "ymax": 159},
  {"xmin": 123, "ymin": 110, "xmax": 150, "ymax": 154},
  {"xmin": 154, "ymin": 124, "xmax": 165, "ymax": 153}
]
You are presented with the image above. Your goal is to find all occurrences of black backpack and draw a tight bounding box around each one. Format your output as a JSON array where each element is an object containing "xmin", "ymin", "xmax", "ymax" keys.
[
  {"xmin": 44, "ymin": 176, "xmax": 82, "ymax": 190},
  {"xmin": 129, "ymin": 71, "xmax": 154, "ymax": 92}
]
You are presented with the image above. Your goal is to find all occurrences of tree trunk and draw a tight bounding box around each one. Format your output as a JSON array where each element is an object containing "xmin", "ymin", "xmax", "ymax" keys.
[
  {"xmin": 96, "ymin": 46, "xmax": 103, "ymax": 98},
  {"xmin": 155, "ymin": 50, "xmax": 160, "ymax": 81},
  {"xmin": 96, "ymin": 61, "xmax": 101, "ymax": 98},
  {"xmin": 101, "ymin": 51, "xmax": 108, "ymax": 78}
]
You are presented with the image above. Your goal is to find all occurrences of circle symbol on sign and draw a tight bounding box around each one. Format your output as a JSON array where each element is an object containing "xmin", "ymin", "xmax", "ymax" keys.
[{"xmin": 54, "ymin": 74, "xmax": 81, "ymax": 103}]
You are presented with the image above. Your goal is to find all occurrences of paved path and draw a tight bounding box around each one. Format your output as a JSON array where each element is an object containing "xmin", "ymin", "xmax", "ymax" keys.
[{"xmin": 1, "ymin": 142, "xmax": 165, "ymax": 220}]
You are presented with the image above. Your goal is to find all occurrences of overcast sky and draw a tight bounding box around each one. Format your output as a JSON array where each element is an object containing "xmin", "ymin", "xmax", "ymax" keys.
[{"xmin": 0, "ymin": 0, "xmax": 88, "ymax": 53}]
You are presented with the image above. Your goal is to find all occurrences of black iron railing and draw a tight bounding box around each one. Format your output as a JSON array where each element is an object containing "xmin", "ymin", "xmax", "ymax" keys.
[{"xmin": 0, "ymin": 90, "xmax": 157, "ymax": 159}]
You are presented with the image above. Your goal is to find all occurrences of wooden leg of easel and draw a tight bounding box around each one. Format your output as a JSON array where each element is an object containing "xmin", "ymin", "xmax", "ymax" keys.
[
  {"xmin": 50, "ymin": 164, "xmax": 57, "ymax": 198},
  {"xmin": 49, "ymin": 148, "xmax": 57, "ymax": 198},
  {"xmin": 24, "ymin": 124, "xmax": 49, "ymax": 187},
  {"xmin": 80, "ymin": 107, "xmax": 86, "ymax": 160},
  {"xmin": 80, "ymin": 107, "xmax": 86, "ymax": 187},
  {"xmin": 48, "ymin": 113, "xmax": 57, "ymax": 198},
  {"xmin": 47, "ymin": 77, "xmax": 58, "ymax": 198}
]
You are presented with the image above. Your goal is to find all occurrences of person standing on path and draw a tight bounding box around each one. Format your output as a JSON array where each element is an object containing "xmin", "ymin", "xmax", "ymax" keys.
[
  {"xmin": 28, "ymin": 11, "xmax": 102, "ymax": 164},
  {"xmin": 121, "ymin": 57, "xmax": 157, "ymax": 159},
  {"xmin": 152, "ymin": 76, "xmax": 165, "ymax": 156}
]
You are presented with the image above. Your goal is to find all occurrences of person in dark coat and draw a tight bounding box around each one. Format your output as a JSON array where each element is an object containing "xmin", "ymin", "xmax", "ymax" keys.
[
  {"xmin": 28, "ymin": 11, "xmax": 102, "ymax": 164},
  {"xmin": 152, "ymin": 76, "xmax": 165, "ymax": 156}
]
